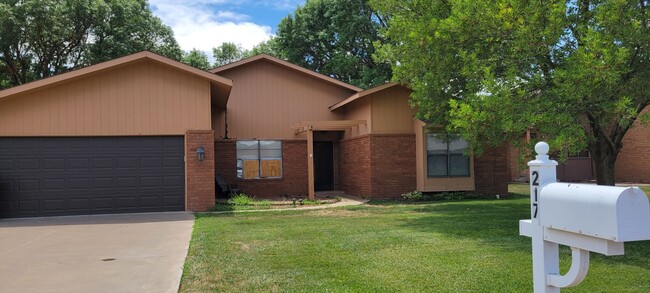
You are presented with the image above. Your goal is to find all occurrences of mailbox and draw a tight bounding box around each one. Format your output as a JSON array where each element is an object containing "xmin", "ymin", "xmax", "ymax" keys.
[
  {"xmin": 540, "ymin": 183, "xmax": 650, "ymax": 242},
  {"xmin": 520, "ymin": 142, "xmax": 650, "ymax": 292}
]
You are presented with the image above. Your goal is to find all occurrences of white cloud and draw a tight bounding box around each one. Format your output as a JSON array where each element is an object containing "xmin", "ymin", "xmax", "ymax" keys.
[{"xmin": 150, "ymin": 0, "xmax": 273, "ymax": 62}]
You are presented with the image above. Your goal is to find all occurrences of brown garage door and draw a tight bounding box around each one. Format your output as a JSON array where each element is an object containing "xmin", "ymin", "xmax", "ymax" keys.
[{"xmin": 0, "ymin": 137, "xmax": 185, "ymax": 218}]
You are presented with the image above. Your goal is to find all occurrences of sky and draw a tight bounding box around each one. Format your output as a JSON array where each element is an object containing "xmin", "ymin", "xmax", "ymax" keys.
[{"xmin": 149, "ymin": 0, "xmax": 305, "ymax": 60}]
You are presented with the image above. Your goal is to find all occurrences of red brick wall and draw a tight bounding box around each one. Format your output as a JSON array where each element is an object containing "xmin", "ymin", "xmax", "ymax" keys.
[
  {"xmin": 339, "ymin": 135, "xmax": 372, "ymax": 197},
  {"xmin": 370, "ymin": 134, "xmax": 417, "ymax": 199},
  {"xmin": 215, "ymin": 140, "xmax": 308, "ymax": 198},
  {"xmin": 185, "ymin": 130, "xmax": 215, "ymax": 211},
  {"xmin": 474, "ymin": 145, "xmax": 510, "ymax": 195},
  {"xmin": 616, "ymin": 108, "xmax": 650, "ymax": 183}
]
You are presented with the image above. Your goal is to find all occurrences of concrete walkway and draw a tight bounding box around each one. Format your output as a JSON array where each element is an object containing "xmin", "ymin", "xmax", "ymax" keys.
[
  {"xmin": 209, "ymin": 196, "xmax": 369, "ymax": 214},
  {"xmin": 0, "ymin": 212, "xmax": 194, "ymax": 293}
]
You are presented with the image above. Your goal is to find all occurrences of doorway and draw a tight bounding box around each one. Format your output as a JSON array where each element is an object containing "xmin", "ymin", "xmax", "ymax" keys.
[{"xmin": 313, "ymin": 141, "xmax": 334, "ymax": 191}]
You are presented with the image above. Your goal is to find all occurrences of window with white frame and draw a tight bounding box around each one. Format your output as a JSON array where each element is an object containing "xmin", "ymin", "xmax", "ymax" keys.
[
  {"xmin": 426, "ymin": 134, "xmax": 470, "ymax": 177},
  {"xmin": 236, "ymin": 140, "xmax": 282, "ymax": 179}
]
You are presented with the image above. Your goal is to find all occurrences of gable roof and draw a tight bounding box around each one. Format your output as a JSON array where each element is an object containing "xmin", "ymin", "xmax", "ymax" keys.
[
  {"xmin": 0, "ymin": 51, "xmax": 233, "ymax": 106},
  {"xmin": 329, "ymin": 82, "xmax": 408, "ymax": 111},
  {"xmin": 210, "ymin": 54, "xmax": 362, "ymax": 92}
]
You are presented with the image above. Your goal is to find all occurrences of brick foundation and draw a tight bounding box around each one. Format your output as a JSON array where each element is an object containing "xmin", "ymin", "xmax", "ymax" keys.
[
  {"xmin": 185, "ymin": 130, "xmax": 216, "ymax": 211},
  {"xmin": 474, "ymin": 146, "xmax": 510, "ymax": 195},
  {"xmin": 215, "ymin": 140, "xmax": 308, "ymax": 198},
  {"xmin": 616, "ymin": 108, "xmax": 650, "ymax": 183}
]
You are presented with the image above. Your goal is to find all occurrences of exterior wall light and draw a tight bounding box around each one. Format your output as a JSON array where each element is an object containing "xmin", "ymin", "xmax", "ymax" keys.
[{"xmin": 196, "ymin": 146, "xmax": 205, "ymax": 162}]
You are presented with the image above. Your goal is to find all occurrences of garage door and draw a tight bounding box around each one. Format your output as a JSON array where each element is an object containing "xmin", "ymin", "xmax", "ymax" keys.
[{"xmin": 0, "ymin": 137, "xmax": 185, "ymax": 218}]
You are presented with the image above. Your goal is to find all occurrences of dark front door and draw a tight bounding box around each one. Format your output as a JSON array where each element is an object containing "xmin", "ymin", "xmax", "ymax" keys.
[
  {"xmin": 0, "ymin": 136, "xmax": 185, "ymax": 218},
  {"xmin": 313, "ymin": 141, "xmax": 334, "ymax": 191}
]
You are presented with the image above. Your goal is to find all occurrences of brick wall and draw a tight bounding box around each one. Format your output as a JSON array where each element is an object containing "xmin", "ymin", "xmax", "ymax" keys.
[
  {"xmin": 370, "ymin": 134, "xmax": 417, "ymax": 199},
  {"xmin": 616, "ymin": 108, "xmax": 650, "ymax": 183},
  {"xmin": 185, "ymin": 130, "xmax": 215, "ymax": 211},
  {"xmin": 215, "ymin": 140, "xmax": 308, "ymax": 198},
  {"xmin": 474, "ymin": 145, "xmax": 510, "ymax": 195},
  {"xmin": 339, "ymin": 135, "xmax": 372, "ymax": 197}
]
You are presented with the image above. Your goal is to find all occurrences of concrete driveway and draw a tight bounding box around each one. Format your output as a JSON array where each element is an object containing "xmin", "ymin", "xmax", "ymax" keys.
[{"xmin": 0, "ymin": 212, "xmax": 194, "ymax": 293}]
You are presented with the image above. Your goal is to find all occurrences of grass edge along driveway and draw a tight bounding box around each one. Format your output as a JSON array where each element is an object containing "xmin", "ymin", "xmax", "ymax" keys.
[{"xmin": 180, "ymin": 185, "xmax": 650, "ymax": 292}]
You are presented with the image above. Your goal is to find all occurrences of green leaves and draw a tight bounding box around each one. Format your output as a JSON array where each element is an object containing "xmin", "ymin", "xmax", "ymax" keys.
[
  {"xmin": 373, "ymin": 0, "xmax": 649, "ymax": 182},
  {"xmin": 182, "ymin": 48, "xmax": 211, "ymax": 70},
  {"xmin": 275, "ymin": 0, "xmax": 392, "ymax": 88},
  {"xmin": 0, "ymin": 0, "xmax": 182, "ymax": 89}
]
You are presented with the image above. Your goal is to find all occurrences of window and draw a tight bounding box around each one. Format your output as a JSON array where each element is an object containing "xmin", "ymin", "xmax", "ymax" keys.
[
  {"xmin": 426, "ymin": 134, "xmax": 470, "ymax": 177},
  {"xmin": 236, "ymin": 140, "xmax": 282, "ymax": 179}
]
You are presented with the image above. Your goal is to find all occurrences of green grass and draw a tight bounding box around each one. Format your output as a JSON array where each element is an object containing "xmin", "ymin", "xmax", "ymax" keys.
[{"xmin": 180, "ymin": 186, "xmax": 650, "ymax": 292}]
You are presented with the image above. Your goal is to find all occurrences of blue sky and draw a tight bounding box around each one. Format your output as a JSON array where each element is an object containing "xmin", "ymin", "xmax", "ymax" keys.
[{"xmin": 149, "ymin": 0, "xmax": 305, "ymax": 60}]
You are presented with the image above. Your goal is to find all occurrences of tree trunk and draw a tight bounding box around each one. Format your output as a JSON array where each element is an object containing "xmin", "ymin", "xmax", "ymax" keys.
[{"xmin": 589, "ymin": 137, "xmax": 618, "ymax": 186}]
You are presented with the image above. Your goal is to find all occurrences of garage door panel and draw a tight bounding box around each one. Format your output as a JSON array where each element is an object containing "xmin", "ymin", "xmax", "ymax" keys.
[
  {"xmin": 18, "ymin": 159, "xmax": 39, "ymax": 170},
  {"xmin": 68, "ymin": 158, "xmax": 90, "ymax": 169},
  {"xmin": 0, "ymin": 136, "xmax": 185, "ymax": 218},
  {"xmin": 42, "ymin": 199, "xmax": 65, "ymax": 211},
  {"xmin": 43, "ymin": 178, "xmax": 65, "ymax": 191}
]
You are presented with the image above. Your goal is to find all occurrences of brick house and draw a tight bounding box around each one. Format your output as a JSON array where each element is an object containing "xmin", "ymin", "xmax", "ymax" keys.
[
  {"xmin": 210, "ymin": 54, "xmax": 509, "ymax": 200},
  {"xmin": 0, "ymin": 52, "xmax": 508, "ymax": 218},
  {"xmin": 508, "ymin": 109, "xmax": 649, "ymax": 184}
]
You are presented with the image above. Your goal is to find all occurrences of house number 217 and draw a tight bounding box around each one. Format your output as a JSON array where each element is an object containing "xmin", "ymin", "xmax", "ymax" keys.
[{"xmin": 532, "ymin": 171, "xmax": 539, "ymax": 218}]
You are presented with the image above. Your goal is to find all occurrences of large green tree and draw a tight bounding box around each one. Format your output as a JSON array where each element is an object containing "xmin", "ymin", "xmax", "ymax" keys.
[
  {"xmin": 182, "ymin": 48, "xmax": 210, "ymax": 70},
  {"xmin": 276, "ymin": 0, "xmax": 391, "ymax": 88},
  {"xmin": 0, "ymin": 0, "xmax": 181, "ymax": 89},
  {"xmin": 212, "ymin": 42, "xmax": 246, "ymax": 67},
  {"xmin": 372, "ymin": 0, "xmax": 649, "ymax": 185}
]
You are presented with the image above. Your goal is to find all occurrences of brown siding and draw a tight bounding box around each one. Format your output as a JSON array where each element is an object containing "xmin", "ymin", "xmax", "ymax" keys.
[
  {"xmin": 215, "ymin": 60, "xmax": 355, "ymax": 140},
  {"xmin": 370, "ymin": 86, "xmax": 416, "ymax": 134},
  {"xmin": 339, "ymin": 135, "xmax": 372, "ymax": 197},
  {"xmin": 370, "ymin": 134, "xmax": 417, "ymax": 199},
  {"xmin": 185, "ymin": 130, "xmax": 216, "ymax": 211},
  {"xmin": 0, "ymin": 60, "xmax": 212, "ymax": 136},
  {"xmin": 215, "ymin": 140, "xmax": 308, "ymax": 198},
  {"xmin": 340, "ymin": 97, "xmax": 371, "ymax": 139},
  {"xmin": 474, "ymin": 146, "xmax": 510, "ymax": 195},
  {"xmin": 616, "ymin": 108, "xmax": 650, "ymax": 183}
]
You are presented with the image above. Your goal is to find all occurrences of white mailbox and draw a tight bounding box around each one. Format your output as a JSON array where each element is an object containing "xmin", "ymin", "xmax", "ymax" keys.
[
  {"xmin": 519, "ymin": 142, "xmax": 650, "ymax": 293},
  {"xmin": 540, "ymin": 183, "xmax": 650, "ymax": 243}
]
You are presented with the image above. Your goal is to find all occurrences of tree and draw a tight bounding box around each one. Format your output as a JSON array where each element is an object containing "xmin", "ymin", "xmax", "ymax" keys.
[
  {"xmin": 85, "ymin": 0, "xmax": 182, "ymax": 64},
  {"xmin": 212, "ymin": 42, "xmax": 245, "ymax": 67},
  {"xmin": 0, "ymin": 0, "xmax": 182, "ymax": 89},
  {"xmin": 182, "ymin": 48, "xmax": 210, "ymax": 70},
  {"xmin": 372, "ymin": 0, "xmax": 649, "ymax": 185},
  {"xmin": 243, "ymin": 38, "xmax": 283, "ymax": 59},
  {"xmin": 276, "ymin": 0, "xmax": 392, "ymax": 88}
]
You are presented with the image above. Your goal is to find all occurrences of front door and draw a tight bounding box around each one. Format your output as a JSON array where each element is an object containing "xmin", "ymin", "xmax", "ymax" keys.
[{"xmin": 313, "ymin": 141, "xmax": 334, "ymax": 191}]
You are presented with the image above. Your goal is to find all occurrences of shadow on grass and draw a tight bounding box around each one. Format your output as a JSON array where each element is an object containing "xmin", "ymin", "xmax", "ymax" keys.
[{"xmin": 393, "ymin": 195, "xmax": 650, "ymax": 271}]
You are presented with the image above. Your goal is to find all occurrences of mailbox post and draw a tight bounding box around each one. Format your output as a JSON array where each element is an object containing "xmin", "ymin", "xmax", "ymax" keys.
[
  {"xmin": 520, "ymin": 142, "xmax": 650, "ymax": 292},
  {"xmin": 526, "ymin": 142, "xmax": 561, "ymax": 293}
]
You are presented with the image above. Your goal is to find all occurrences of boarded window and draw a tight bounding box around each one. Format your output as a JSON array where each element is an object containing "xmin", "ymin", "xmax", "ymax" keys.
[
  {"xmin": 236, "ymin": 140, "xmax": 282, "ymax": 179},
  {"xmin": 427, "ymin": 134, "xmax": 470, "ymax": 177}
]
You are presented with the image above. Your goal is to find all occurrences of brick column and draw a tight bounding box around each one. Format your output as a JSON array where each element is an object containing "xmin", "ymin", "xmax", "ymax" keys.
[{"xmin": 185, "ymin": 130, "xmax": 215, "ymax": 211}]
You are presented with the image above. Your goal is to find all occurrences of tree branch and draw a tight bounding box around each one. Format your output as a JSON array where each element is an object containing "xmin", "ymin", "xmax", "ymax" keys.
[{"xmin": 586, "ymin": 110, "xmax": 617, "ymax": 152}]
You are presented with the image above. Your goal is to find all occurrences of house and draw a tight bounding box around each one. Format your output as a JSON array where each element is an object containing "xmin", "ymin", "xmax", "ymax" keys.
[
  {"xmin": 0, "ymin": 52, "xmax": 509, "ymax": 218},
  {"xmin": 508, "ymin": 109, "xmax": 649, "ymax": 183}
]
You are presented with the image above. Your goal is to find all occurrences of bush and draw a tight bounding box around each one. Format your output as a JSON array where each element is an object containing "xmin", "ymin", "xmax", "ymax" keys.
[
  {"xmin": 401, "ymin": 191, "xmax": 481, "ymax": 201},
  {"xmin": 228, "ymin": 193, "xmax": 254, "ymax": 206},
  {"xmin": 401, "ymin": 191, "xmax": 424, "ymax": 200}
]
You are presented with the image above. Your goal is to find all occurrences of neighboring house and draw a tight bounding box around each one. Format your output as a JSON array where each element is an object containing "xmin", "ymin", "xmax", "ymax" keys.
[
  {"xmin": 0, "ymin": 51, "xmax": 509, "ymax": 218},
  {"xmin": 210, "ymin": 54, "xmax": 509, "ymax": 201},
  {"xmin": 508, "ymin": 109, "xmax": 649, "ymax": 183}
]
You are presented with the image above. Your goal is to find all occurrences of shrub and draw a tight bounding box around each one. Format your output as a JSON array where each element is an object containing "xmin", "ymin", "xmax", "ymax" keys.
[
  {"xmin": 401, "ymin": 191, "xmax": 424, "ymax": 200},
  {"xmin": 228, "ymin": 193, "xmax": 254, "ymax": 206}
]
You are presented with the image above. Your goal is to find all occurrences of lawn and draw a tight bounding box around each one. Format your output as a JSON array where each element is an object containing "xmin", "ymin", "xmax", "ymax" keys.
[{"xmin": 180, "ymin": 185, "xmax": 650, "ymax": 292}]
